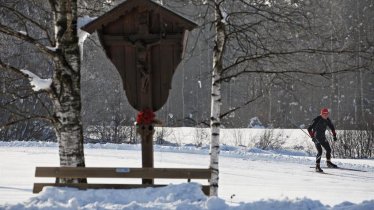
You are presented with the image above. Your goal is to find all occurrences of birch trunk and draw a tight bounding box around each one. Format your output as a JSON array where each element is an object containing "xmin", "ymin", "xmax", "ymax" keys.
[
  {"xmin": 209, "ymin": 0, "xmax": 226, "ymax": 196},
  {"xmin": 50, "ymin": 0, "xmax": 86, "ymax": 183}
]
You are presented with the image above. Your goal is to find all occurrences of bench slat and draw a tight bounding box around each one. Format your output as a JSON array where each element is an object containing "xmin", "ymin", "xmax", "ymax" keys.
[
  {"xmin": 35, "ymin": 167, "xmax": 211, "ymax": 179},
  {"xmin": 33, "ymin": 183, "xmax": 210, "ymax": 195},
  {"xmin": 33, "ymin": 183, "xmax": 166, "ymax": 193}
]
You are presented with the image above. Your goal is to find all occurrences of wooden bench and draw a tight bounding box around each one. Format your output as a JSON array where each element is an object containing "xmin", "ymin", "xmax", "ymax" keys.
[{"xmin": 33, "ymin": 167, "xmax": 211, "ymax": 195}]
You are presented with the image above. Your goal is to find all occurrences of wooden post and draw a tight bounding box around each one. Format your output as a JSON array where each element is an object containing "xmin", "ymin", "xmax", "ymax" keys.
[
  {"xmin": 137, "ymin": 124, "xmax": 155, "ymax": 184},
  {"xmin": 80, "ymin": 0, "xmax": 198, "ymax": 187}
]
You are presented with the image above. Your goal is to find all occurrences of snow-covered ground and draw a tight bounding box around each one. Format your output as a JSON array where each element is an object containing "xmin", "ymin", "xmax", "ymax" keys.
[{"xmin": 0, "ymin": 140, "xmax": 373, "ymax": 210}]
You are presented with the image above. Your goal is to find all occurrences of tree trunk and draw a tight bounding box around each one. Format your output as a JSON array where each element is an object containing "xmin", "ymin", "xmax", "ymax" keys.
[
  {"xmin": 209, "ymin": 0, "xmax": 226, "ymax": 196},
  {"xmin": 50, "ymin": 0, "xmax": 86, "ymax": 183}
]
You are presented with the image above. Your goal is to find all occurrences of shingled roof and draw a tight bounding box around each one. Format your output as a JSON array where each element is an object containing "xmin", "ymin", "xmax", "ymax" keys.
[{"xmin": 81, "ymin": 0, "xmax": 197, "ymax": 34}]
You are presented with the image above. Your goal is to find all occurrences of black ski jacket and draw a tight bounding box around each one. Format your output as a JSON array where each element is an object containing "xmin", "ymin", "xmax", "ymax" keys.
[{"xmin": 307, "ymin": 116, "xmax": 336, "ymax": 141}]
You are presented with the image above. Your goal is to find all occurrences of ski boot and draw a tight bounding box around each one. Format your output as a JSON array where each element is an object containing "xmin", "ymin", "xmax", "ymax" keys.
[
  {"xmin": 315, "ymin": 163, "xmax": 323, "ymax": 172},
  {"xmin": 327, "ymin": 160, "xmax": 338, "ymax": 168}
]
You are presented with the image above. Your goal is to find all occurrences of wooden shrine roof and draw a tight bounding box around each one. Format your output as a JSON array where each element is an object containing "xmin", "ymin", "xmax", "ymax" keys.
[{"xmin": 82, "ymin": 0, "xmax": 197, "ymax": 34}]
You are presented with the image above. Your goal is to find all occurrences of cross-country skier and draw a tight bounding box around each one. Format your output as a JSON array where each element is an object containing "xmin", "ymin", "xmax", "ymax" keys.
[{"xmin": 308, "ymin": 108, "xmax": 338, "ymax": 172}]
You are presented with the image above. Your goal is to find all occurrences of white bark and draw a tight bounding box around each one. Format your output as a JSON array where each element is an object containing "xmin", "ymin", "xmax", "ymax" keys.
[
  {"xmin": 209, "ymin": 0, "xmax": 226, "ymax": 197},
  {"xmin": 49, "ymin": 0, "xmax": 86, "ymax": 182}
]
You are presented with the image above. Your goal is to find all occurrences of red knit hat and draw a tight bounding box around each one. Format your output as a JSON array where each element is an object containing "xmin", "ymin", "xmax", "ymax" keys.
[{"xmin": 320, "ymin": 108, "xmax": 329, "ymax": 115}]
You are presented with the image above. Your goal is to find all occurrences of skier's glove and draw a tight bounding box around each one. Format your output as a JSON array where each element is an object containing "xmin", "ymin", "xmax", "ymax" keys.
[
  {"xmin": 308, "ymin": 131, "xmax": 315, "ymax": 138},
  {"xmin": 333, "ymin": 136, "xmax": 337, "ymax": 141}
]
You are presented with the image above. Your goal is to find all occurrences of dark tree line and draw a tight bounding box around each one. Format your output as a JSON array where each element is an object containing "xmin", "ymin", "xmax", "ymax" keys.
[
  {"xmin": 1, "ymin": 0, "xmax": 373, "ymax": 140},
  {"xmin": 157, "ymin": 0, "xmax": 373, "ymax": 130}
]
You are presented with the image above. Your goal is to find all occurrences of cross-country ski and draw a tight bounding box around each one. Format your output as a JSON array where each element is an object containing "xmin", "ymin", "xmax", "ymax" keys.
[{"xmin": 310, "ymin": 166, "xmax": 368, "ymax": 173}]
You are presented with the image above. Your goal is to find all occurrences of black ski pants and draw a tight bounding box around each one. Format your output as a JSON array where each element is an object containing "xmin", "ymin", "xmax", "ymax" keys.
[{"xmin": 314, "ymin": 139, "xmax": 332, "ymax": 164}]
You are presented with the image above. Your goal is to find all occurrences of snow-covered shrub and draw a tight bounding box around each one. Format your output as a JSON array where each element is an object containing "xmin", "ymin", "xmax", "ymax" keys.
[
  {"xmin": 193, "ymin": 126, "xmax": 209, "ymax": 147},
  {"xmin": 155, "ymin": 127, "xmax": 174, "ymax": 145},
  {"xmin": 255, "ymin": 129, "xmax": 285, "ymax": 150},
  {"xmin": 84, "ymin": 124, "xmax": 136, "ymax": 144},
  {"xmin": 331, "ymin": 125, "xmax": 373, "ymax": 158},
  {"xmin": 231, "ymin": 129, "xmax": 244, "ymax": 146},
  {"xmin": 0, "ymin": 121, "xmax": 55, "ymax": 142}
]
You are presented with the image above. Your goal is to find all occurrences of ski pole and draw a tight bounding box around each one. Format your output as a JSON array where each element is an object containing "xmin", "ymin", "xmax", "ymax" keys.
[{"xmin": 284, "ymin": 115, "xmax": 312, "ymax": 138}]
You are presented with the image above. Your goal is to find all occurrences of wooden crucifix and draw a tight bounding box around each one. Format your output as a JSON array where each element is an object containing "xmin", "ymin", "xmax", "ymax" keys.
[{"xmin": 82, "ymin": 0, "xmax": 197, "ymax": 184}]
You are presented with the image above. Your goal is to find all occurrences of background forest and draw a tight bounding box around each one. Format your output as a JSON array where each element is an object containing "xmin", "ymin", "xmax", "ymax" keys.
[{"xmin": 1, "ymin": 0, "xmax": 373, "ymax": 142}]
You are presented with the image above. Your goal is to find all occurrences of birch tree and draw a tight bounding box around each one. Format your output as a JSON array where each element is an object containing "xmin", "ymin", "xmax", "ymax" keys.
[
  {"xmin": 0, "ymin": 0, "xmax": 88, "ymax": 182},
  {"xmin": 204, "ymin": 0, "xmax": 308, "ymax": 196},
  {"xmin": 209, "ymin": 0, "xmax": 226, "ymax": 196},
  {"xmin": 177, "ymin": 0, "xmax": 373, "ymax": 195},
  {"xmin": 48, "ymin": 0, "xmax": 85, "ymax": 175}
]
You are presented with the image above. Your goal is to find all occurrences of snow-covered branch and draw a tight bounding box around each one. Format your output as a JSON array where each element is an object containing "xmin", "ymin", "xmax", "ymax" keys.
[
  {"xmin": 20, "ymin": 69, "xmax": 52, "ymax": 92},
  {"xmin": 0, "ymin": 59, "xmax": 52, "ymax": 92}
]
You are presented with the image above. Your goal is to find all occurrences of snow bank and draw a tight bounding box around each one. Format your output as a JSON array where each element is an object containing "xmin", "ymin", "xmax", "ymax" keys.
[
  {"xmin": 2, "ymin": 183, "xmax": 373, "ymax": 210},
  {"xmin": 2, "ymin": 183, "xmax": 205, "ymax": 210}
]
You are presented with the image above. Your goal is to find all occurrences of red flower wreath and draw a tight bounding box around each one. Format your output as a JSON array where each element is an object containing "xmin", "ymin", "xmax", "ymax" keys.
[{"xmin": 136, "ymin": 109, "xmax": 155, "ymax": 125}]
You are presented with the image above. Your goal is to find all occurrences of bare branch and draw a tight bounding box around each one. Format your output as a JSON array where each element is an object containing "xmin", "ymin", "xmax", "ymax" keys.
[
  {"xmin": 0, "ymin": 23, "xmax": 56, "ymax": 57},
  {"xmin": 220, "ymin": 92, "xmax": 263, "ymax": 120},
  {"xmin": 0, "ymin": 4, "xmax": 55, "ymax": 46},
  {"xmin": 0, "ymin": 116, "xmax": 53, "ymax": 129},
  {"xmin": 0, "ymin": 59, "xmax": 28, "ymax": 78}
]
